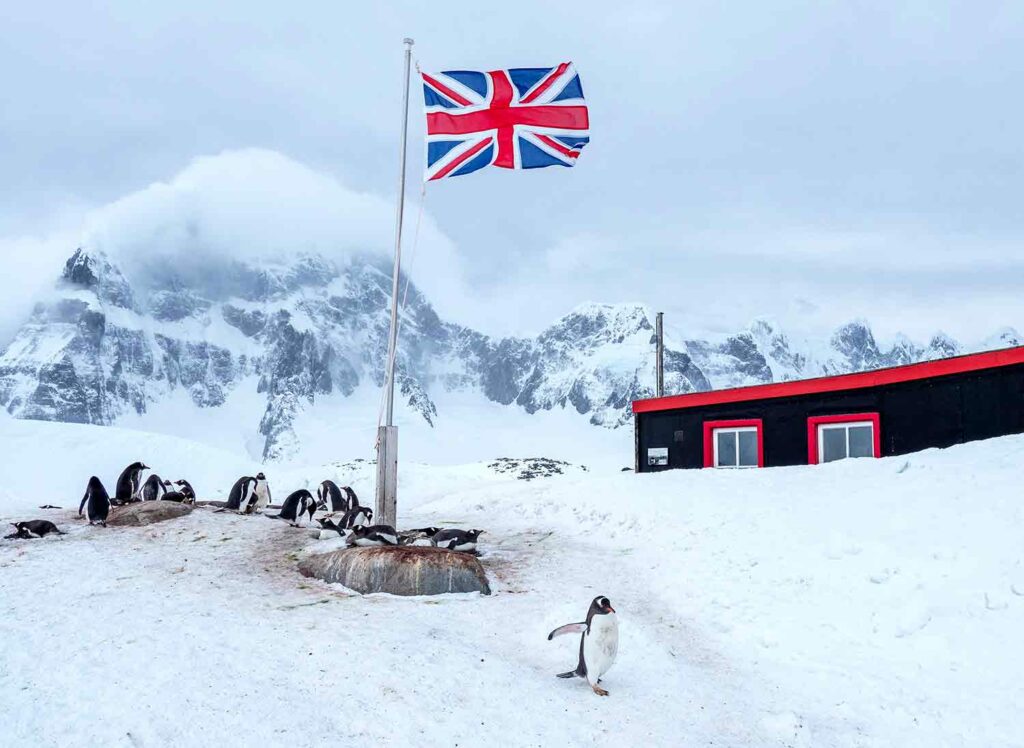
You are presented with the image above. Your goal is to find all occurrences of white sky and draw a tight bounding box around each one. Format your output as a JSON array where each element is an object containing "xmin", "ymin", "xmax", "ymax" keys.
[{"xmin": 1, "ymin": 1, "xmax": 1022, "ymax": 344}]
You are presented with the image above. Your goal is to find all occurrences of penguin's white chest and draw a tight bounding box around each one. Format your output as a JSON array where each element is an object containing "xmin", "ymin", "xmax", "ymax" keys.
[{"xmin": 584, "ymin": 613, "xmax": 618, "ymax": 680}]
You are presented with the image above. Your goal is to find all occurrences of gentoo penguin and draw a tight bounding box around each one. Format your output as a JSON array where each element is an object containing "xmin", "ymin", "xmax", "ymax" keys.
[
  {"xmin": 316, "ymin": 480, "xmax": 346, "ymax": 512},
  {"xmin": 114, "ymin": 462, "xmax": 149, "ymax": 505},
  {"xmin": 141, "ymin": 474, "xmax": 169, "ymax": 502},
  {"xmin": 267, "ymin": 489, "xmax": 316, "ymax": 526},
  {"xmin": 343, "ymin": 486, "xmax": 359, "ymax": 510},
  {"xmin": 79, "ymin": 476, "xmax": 111, "ymax": 526},
  {"xmin": 345, "ymin": 524, "xmax": 398, "ymax": 547},
  {"xmin": 339, "ymin": 505, "xmax": 373, "ymax": 529},
  {"xmin": 174, "ymin": 479, "xmax": 196, "ymax": 504},
  {"xmin": 6, "ymin": 520, "xmax": 65, "ymax": 539},
  {"xmin": 431, "ymin": 528, "xmax": 484, "ymax": 553},
  {"xmin": 316, "ymin": 517, "xmax": 347, "ymax": 539},
  {"xmin": 161, "ymin": 491, "xmax": 188, "ymax": 503},
  {"xmin": 251, "ymin": 472, "xmax": 271, "ymax": 514},
  {"xmin": 548, "ymin": 596, "xmax": 619, "ymax": 697},
  {"xmin": 225, "ymin": 475, "xmax": 253, "ymax": 511},
  {"xmin": 398, "ymin": 527, "xmax": 442, "ymax": 546},
  {"xmin": 225, "ymin": 475, "xmax": 261, "ymax": 514}
]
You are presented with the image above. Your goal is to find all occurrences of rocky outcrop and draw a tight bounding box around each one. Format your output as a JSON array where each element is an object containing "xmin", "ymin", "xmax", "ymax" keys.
[
  {"xmin": 299, "ymin": 545, "xmax": 491, "ymax": 596},
  {"xmin": 106, "ymin": 501, "xmax": 193, "ymax": 527}
]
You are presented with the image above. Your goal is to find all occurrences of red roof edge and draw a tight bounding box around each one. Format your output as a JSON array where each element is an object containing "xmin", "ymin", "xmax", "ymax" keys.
[{"xmin": 633, "ymin": 345, "xmax": 1024, "ymax": 414}]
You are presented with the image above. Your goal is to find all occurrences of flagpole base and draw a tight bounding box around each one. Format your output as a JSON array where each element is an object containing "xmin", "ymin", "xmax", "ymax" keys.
[{"xmin": 375, "ymin": 425, "xmax": 398, "ymax": 528}]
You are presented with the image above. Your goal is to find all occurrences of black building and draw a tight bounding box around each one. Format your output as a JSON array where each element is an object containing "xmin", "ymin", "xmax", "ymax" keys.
[{"xmin": 633, "ymin": 346, "xmax": 1024, "ymax": 472}]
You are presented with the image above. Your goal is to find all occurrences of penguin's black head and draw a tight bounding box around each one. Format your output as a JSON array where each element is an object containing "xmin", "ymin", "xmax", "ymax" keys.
[
  {"xmin": 255, "ymin": 472, "xmax": 266, "ymax": 480},
  {"xmin": 129, "ymin": 461, "xmax": 148, "ymax": 471},
  {"xmin": 593, "ymin": 596, "xmax": 615, "ymax": 615}
]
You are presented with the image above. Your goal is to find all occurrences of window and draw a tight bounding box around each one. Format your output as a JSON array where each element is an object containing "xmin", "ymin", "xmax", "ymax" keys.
[
  {"xmin": 807, "ymin": 413, "xmax": 881, "ymax": 464},
  {"xmin": 702, "ymin": 419, "xmax": 763, "ymax": 468}
]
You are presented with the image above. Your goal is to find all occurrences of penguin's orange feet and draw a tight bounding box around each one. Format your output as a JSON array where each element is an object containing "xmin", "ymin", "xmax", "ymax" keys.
[{"xmin": 591, "ymin": 684, "xmax": 609, "ymax": 697}]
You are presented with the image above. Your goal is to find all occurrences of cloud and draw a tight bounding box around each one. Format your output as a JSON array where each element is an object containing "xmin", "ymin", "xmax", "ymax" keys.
[{"xmin": 0, "ymin": 149, "xmax": 472, "ymax": 343}]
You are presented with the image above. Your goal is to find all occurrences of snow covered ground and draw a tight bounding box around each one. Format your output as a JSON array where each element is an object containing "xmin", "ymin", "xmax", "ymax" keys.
[{"xmin": 2, "ymin": 415, "xmax": 1024, "ymax": 746}]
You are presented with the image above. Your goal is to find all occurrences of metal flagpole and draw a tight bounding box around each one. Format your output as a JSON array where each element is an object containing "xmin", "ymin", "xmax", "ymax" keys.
[{"xmin": 376, "ymin": 37, "xmax": 414, "ymax": 528}]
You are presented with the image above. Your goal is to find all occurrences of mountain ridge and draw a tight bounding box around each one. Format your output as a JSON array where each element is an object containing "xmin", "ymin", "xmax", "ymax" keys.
[{"xmin": 0, "ymin": 247, "xmax": 1017, "ymax": 460}]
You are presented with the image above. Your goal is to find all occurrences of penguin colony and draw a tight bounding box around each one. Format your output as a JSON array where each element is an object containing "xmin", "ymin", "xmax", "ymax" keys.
[{"xmin": 7, "ymin": 467, "xmax": 620, "ymax": 696}]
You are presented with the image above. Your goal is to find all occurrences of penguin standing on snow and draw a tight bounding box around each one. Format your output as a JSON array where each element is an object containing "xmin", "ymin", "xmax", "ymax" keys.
[
  {"xmin": 431, "ymin": 528, "xmax": 484, "ymax": 553},
  {"xmin": 548, "ymin": 596, "xmax": 619, "ymax": 697},
  {"xmin": 316, "ymin": 480, "xmax": 346, "ymax": 512},
  {"xmin": 224, "ymin": 476, "xmax": 255, "ymax": 512},
  {"xmin": 141, "ymin": 474, "xmax": 169, "ymax": 502},
  {"xmin": 345, "ymin": 524, "xmax": 398, "ymax": 547},
  {"xmin": 79, "ymin": 476, "xmax": 111, "ymax": 526},
  {"xmin": 250, "ymin": 473, "xmax": 271, "ymax": 514},
  {"xmin": 114, "ymin": 462, "xmax": 148, "ymax": 505},
  {"xmin": 343, "ymin": 486, "xmax": 359, "ymax": 510},
  {"xmin": 267, "ymin": 489, "xmax": 316, "ymax": 526}
]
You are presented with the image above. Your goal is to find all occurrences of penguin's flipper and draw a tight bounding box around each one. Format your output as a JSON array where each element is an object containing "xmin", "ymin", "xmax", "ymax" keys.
[
  {"xmin": 547, "ymin": 622, "xmax": 587, "ymax": 640},
  {"xmin": 79, "ymin": 493, "xmax": 88, "ymax": 517}
]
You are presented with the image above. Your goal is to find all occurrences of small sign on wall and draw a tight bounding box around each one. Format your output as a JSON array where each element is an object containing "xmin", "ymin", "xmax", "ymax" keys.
[{"xmin": 647, "ymin": 447, "xmax": 668, "ymax": 466}]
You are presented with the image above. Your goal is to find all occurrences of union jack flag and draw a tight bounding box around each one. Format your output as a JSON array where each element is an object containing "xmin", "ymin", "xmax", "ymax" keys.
[{"xmin": 421, "ymin": 62, "xmax": 590, "ymax": 181}]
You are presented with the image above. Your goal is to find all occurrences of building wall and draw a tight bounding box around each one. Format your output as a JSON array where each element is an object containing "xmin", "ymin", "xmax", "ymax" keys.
[{"xmin": 636, "ymin": 363, "xmax": 1024, "ymax": 471}]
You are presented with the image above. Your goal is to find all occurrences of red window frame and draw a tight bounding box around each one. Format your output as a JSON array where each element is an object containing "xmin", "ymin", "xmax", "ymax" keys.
[
  {"xmin": 806, "ymin": 413, "xmax": 881, "ymax": 464},
  {"xmin": 703, "ymin": 419, "xmax": 764, "ymax": 468}
]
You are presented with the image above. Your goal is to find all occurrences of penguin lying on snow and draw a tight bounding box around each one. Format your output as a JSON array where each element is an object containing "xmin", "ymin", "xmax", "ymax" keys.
[
  {"xmin": 267, "ymin": 489, "xmax": 317, "ymax": 526},
  {"xmin": 142, "ymin": 474, "xmax": 169, "ymax": 502},
  {"xmin": 548, "ymin": 596, "xmax": 619, "ymax": 697},
  {"xmin": 79, "ymin": 476, "xmax": 111, "ymax": 526},
  {"xmin": 161, "ymin": 479, "xmax": 195, "ymax": 504},
  {"xmin": 316, "ymin": 480, "xmax": 346, "ymax": 512},
  {"xmin": 346, "ymin": 524, "xmax": 398, "ymax": 547},
  {"xmin": 398, "ymin": 527, "xmax": 442, "ymax": 546},
  {"xmin": 114, "ymin": 462, "xmax": 148, "ymax": 505},
  {"xmin": 174, "ymin": 479, "xmax": 196, "ymax": 503},
  {"xmin": 5, "ymin": 520, "xmax": 65, "ymax": 539},
  {"xmin": 315, "ymin": 517, "xmax": 347, "ymax": 540},
  {"xmin": 431, "ymin": 528, "xmax": 484, "ymax": 552}
]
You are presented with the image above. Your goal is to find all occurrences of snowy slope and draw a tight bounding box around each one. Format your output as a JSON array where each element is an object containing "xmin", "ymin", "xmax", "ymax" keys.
[{"xmin": 2, "ymin": 419, "xmax": 1023, "ymax": 746}]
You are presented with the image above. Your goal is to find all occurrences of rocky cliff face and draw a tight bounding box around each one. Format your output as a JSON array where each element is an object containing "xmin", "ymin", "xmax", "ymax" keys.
[{"xmin": 0, "ymin": 248, "xmax": 1014, "ymax": 460}]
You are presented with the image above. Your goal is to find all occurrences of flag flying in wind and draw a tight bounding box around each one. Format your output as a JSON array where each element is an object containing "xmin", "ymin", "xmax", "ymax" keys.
[{"xmin": 421, "ymin": 62, "xmax": 590, "ymax": 181}]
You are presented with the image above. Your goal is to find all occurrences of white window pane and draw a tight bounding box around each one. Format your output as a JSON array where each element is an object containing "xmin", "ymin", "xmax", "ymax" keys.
[
  {"xmin": 717, "ymin": 431, "xmax": 736, "ymax": 467},
  {"xmin": 848, "ymin": 425, "xmax": 874, "ymax": 458},
  {"xmin": 738, "ymin": 430, "xmax": 758, "ymax": 466},
  {"xmin": 821, "ymin": 427, "xmax": 847, "ymax": 462}
]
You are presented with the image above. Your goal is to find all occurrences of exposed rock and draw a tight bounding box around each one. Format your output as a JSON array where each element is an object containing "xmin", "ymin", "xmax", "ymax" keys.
[
  {"xmin": 487, "ymin": 457, "xmax": 587, "ymax": 480},
  {"xmin": 106, "ymin": 501, "xmax": 194, "ymax": 527},
  {"xmin": 299, "ymin": 545, "xmax": 491, "ymax": 596}
]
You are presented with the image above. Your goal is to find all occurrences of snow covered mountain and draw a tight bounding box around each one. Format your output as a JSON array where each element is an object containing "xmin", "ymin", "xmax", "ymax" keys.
[{"xmin": 0, "ymin": 248, "xmax": 1017, "ymax": 461}]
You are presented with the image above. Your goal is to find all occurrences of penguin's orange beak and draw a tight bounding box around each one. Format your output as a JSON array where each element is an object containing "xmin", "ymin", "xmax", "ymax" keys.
[{"xmin": 605, "ymin": 603, "xmax": 615, "ymax": 613}]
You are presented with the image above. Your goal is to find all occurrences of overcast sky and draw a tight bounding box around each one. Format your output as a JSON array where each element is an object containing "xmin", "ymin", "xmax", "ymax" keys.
[{"xmin": 2, "ymin": 1, "xmax": 1023, "ymax": 344}]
